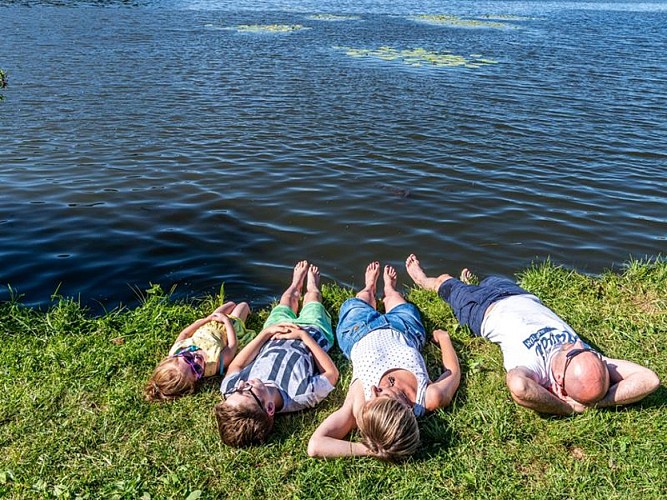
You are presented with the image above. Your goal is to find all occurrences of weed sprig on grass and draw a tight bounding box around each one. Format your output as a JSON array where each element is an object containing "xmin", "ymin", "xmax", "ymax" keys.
[{"xmin": 1, "ymin": 260, "xmax": 665, "ymax": 498}]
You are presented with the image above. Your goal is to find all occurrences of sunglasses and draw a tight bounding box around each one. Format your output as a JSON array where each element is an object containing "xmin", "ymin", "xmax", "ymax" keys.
[
  {"xmin": 561, "ymin": 345, "xmax": 602, "ymax": 391},
  {"xmin": 172, "ymin": 346, "xmax": 204, "ymax": 380},
  {"xmin": 223, "ymin": 383, "xmax": 267, "ymax": 415}
]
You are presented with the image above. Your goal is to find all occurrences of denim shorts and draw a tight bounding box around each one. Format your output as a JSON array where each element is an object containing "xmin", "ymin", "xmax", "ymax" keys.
[
  {"xmin": 438, "ymin": 276, "xmax": 529, "ymax": 336},
  {"xmin": 336, "ymin": 298, "xmax": 426, "ymax": 359}
]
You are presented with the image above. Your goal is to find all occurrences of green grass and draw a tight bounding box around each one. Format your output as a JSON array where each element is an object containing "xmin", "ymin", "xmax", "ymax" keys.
[{"xmin": 1, "ymin": 260, "xmax": 666, "ymax": 498}]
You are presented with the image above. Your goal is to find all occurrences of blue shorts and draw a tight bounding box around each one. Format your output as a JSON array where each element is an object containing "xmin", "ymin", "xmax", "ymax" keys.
[
  {"xmin": 336, "ymin": 298, "xmax": 426, "ymax": 359},
  {"xmin": 438, "ymin": 276, "xmax": 529, "ymax": 336}
]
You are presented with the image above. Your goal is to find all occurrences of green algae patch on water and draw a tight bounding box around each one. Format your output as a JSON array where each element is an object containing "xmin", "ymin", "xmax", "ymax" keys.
[
  {"xmin": 410, "ymin": 14, "xmax": 518, "ymax": 30},
  {"xmin": 306, "ymin": 14, "xmax": 361, "ymax": 22},
  {"xmin": 226, "ymin": 24, "xmax": 310, "ymax": 33},
  {"xmin": 336, "ymin": 46, "xmax": 498, "ymax": 69}
]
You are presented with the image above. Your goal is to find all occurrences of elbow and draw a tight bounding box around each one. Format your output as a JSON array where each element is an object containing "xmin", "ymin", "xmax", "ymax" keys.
[
  {"xmin": 646, "ymin": 371, "xmax": 661, "ymax": 395},
  {"xmin": 307, "ymin": 436, "xmax": 322, "ymax": 458},
  {"xmin": 506, "ymin": 369, "xmax": 530, "ymax": 401},
  {"xmin": 329, "ymin": 367, "xmax": 340, "ymax": 387}
]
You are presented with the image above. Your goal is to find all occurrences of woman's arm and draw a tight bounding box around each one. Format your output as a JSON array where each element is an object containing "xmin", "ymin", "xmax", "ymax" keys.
[
  {"xmin": 307, "ymin": 382, "xmax": 368, "ymax": 458},
  {"xmin": 425, "ymin": 329, "xmax": 461, "ymax": 411}
]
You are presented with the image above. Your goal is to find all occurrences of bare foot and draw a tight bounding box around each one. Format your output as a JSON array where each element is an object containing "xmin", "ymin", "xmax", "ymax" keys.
[
  {"xmin": 405, "ymin": 254, "xmax": 452, "ymax": 292},
  {"xmin": 364, "ymin": 261, "xmax": 380, "ymax": 293},
  {"xmin": 291, "ymin": 260, "xmax": 309, "ymax": 292},
  {"xmin": 383, "ymin": 265, "xmax": 398, "ymax": 292},
  {"xmin": 307, "ymin": 264, "xmax": 321, "ymax": 292},
  {"xmin": 460, "ymin": 268, "xmax": 473, "ymax": 284}
]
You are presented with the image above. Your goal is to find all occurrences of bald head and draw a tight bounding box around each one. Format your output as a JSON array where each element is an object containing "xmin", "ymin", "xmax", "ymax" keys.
[{"xmin": 564, "ymin": 352, "xmax": 610, "ymax": 404}]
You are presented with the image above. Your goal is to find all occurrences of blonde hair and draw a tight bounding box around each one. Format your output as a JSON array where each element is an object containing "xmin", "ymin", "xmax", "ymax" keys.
[
  {"xmin": 143, "ymin": 357, "xmax": 197, "ymax": 402},
  {"xmin": 214, "ymin": 400, "xmax": 273, "ymax": 447},
  {"xmin": 358, "ymin": 397, "xmax": 420, "ymax": 462}
]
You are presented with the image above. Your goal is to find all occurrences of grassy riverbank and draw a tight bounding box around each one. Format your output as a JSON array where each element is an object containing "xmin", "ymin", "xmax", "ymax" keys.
[{"xmin": 1, "ymin": 260, "xmax": 665, "ymax": 498}]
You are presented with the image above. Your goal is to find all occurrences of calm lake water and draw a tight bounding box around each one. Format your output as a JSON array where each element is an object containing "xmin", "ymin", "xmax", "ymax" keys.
[{"xmin": 1, "ymin": 0, "xmax": 666, "ymax": 310}]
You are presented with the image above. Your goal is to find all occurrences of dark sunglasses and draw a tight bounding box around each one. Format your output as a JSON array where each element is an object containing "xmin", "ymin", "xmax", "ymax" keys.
[
  {"xmin": 223, "ymin": 383, "xmax": 267, "ymax": 414},
  {"xmin": 172, "ymin": 347, "xmax": 204, "ymax": 380},
  {"xmin": 561, "ymin": 346, "xmax": 602, "ymax": 390}
]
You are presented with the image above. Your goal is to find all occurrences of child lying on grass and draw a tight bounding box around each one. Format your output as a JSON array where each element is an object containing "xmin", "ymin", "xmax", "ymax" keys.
[
  {"xmin": 144, "ymin": 301, "xmax": 250, "ymax": 402},
  {"xmin": 215, "ymin": 261, "xmax": 339, "ymax": 447}
]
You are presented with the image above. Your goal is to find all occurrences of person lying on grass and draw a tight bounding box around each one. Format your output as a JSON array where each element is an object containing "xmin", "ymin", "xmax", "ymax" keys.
[
  {"xmin": 405, "ymin": 254, "xmax": 661, "ymax": 416},
  {"xmin": 215, "ymin": 261, "xmax": 339, "ymax": 447},
  {"xmin": 144, "ymin": 300, "xmax": 250, "ymax": 402},
  {"xmin": 308, "ymin": 262, "xmax": 460, "ymax": 462}
]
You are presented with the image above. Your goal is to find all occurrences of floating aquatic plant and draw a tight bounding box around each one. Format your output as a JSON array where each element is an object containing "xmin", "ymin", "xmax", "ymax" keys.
[
  {"xmin": 411, "ymin": 14, "xmax": 516, "ymax": 29},
  {"xmin": 228, "ymin": 24, "xmax": 309, "ymax": 33},
  {"xmin": 336, "ymin": 46, "xmax": 498, "ymax": 69},
  {"xmin": 306, "ymin": 14, "xmax": 361, "ymax": 21}
]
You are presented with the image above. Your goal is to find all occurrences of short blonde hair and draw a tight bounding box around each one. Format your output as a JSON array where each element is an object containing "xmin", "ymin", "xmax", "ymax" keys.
[
  {"xmin": 214, "ymin": 400, "xmax": 273, "ymax": 447},
  {"xmin": 144, "ymin": 357, "xmax": 196, "ymax": 402},
  {"xmin": 358, "ymin": 397, "xmax": 420, "ymax": 462}
]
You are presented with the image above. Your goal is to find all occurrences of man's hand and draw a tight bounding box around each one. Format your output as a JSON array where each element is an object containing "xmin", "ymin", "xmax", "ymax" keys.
[{"xmin": 562, "ymin": 396, "xmax": 587, "ymax": 414}]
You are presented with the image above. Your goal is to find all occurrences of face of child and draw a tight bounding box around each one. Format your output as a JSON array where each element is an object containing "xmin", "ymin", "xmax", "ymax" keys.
[{"xmin": 223, "ymin": 379, "xmax": 270, "ymax": 414}]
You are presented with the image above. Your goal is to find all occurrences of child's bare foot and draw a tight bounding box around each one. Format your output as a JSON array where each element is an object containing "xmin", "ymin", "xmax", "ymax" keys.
[
  {"xmin": 364, "ymin": 261, "xmax": 380, "ymax": 294},
  {"xmin": 307, "ymin": 264, "xmax": 321, "ymax": 292},
  {"xmin": 405, "ymin": 254, "xmax": 452, "ymax": 291},
  {"xmin": 383, "ymin": 265, "xmax": 398, "ymax": 293},
  {"xmin": 460, "ymin": 268, "xmax": 473, "ymax": 284},
  {"xmin": 291, "ymin": 260, "xmax": 309, "ymax": 292}
]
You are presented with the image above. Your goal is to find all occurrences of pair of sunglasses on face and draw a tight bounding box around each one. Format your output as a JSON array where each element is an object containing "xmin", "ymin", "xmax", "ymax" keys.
[
  {"xmin": 172, "ymin": 346, "xmax": 204, "ymax": 380},
  {"xmin": 223, "ymin": 382, "xmax": 268, "ymax": 415}
]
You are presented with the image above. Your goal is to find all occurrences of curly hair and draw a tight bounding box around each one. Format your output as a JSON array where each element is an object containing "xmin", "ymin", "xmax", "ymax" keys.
[
  {"xmin": 358, "ymin": 397, "xmax": 420, "ymax": 462},
  {"xmin": 143, "ymin": 357, "xmax": 197, "ymax": 402},
  {"xmin": 214, "ymin": 400, "xmax": 274, "ymax": 447}
]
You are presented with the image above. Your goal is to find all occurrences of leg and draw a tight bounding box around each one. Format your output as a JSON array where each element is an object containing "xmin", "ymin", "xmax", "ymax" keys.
[
  {"xmin": 303, "ymin": 264, "xmax": 322, "ymax": 305},
  {"xmin": 279, "ymin": 260, "xmax": 309, "ymax": 314},
  {"xmin": 231, "ymin": 302, "xmax": 251, "ymax": 322},
  {"xmin": 356, "ymin": 261, "xmax": 380, "ymax": 310},
  {"xmin": 383, "ymin": 265, "xmax": 406, "ymax": 313},
  {"xmin": 405, "ymin": 254, "xmax": 453, "ymax": 291},
  {"xmin": 213, "ymin": 301, "xmax": 237, "ymax": 315}
]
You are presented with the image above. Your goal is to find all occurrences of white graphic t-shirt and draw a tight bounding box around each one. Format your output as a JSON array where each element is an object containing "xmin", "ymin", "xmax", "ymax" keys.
[{"xmin": 480, "ymin": 294, "xmax": 582, "ymax": 388}]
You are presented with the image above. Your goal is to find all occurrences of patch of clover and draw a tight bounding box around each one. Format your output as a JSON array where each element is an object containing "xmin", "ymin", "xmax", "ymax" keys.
[
  {"xmin": 306, "ymin": 14, "xmax": 361, "ymax": 21},
  {"xmin": 336, "ymin": 46, "xmax": 498, "ymax": 69},
  {"xmin": 227, "ymin": 24, "xmax": 309, "ymax": 33},
  {"xmin": 410, "ymin": 14, "xmax": 518, "ymax": 29}
]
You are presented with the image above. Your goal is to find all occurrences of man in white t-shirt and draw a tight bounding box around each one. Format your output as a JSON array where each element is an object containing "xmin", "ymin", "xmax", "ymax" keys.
[{"xmin": 406, "ymin": 254, "xmax": 660, "ymax": 416}]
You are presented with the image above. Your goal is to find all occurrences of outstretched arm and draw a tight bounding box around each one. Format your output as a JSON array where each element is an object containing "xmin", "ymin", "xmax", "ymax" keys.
[
  {"xmin": 225, "ymin": 323, "xmax": 292, "ymax": 374},
  {"xmin": 425, "ymin": 330, "xmax": 461, "ymax": 411},
  {"xmin": 595, "ymin": 357, "xmax": 660, "ymax": 408},
  {"xmin": 506, "ymin": 367, "xmax": 581, "ymax": 415},
  {"xmin": 307, "ymin": 382, "xmax": 369, "ymax": 458}
]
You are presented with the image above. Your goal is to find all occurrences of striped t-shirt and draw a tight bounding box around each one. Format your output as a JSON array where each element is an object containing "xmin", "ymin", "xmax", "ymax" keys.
[{"xmin": 220, "ymin": 327, "xmax": 334, "ymax": 413}]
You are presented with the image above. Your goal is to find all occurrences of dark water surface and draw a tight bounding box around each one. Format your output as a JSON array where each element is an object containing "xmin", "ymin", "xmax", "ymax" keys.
[{"xmin": 1, "ymin": 0, "xmax": 666, "ymax": 310}]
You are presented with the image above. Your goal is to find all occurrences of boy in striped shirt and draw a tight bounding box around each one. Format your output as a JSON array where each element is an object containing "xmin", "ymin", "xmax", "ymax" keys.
[{"xmin": 215, "ymin": 261, "xmax": 339, "ymax": 447}]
